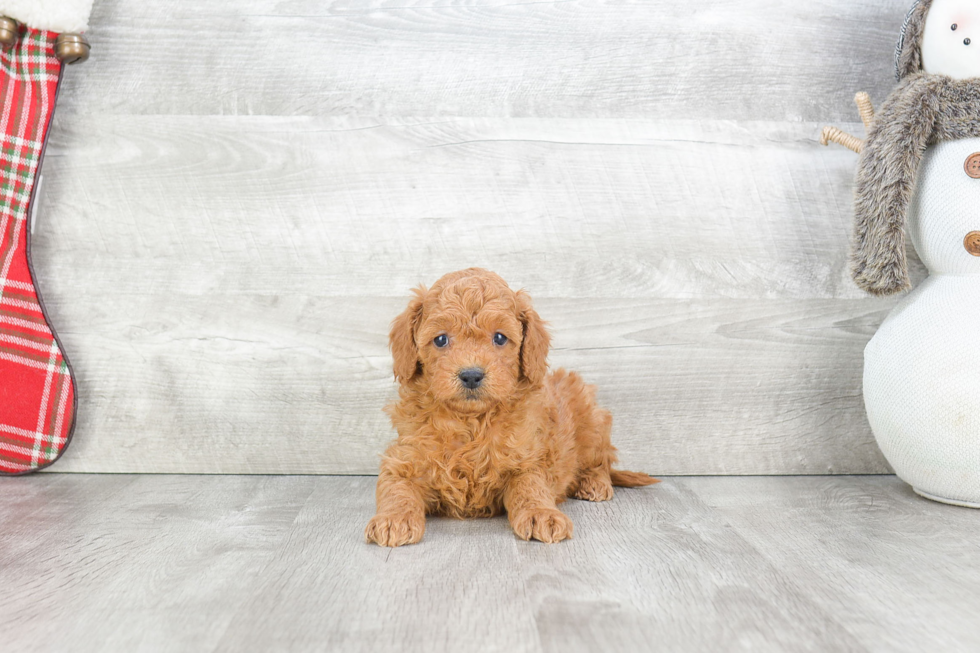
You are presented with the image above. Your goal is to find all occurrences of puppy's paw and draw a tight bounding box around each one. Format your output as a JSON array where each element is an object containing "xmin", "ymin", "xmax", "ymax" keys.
[
  {"xmin": 573, "ymin": 475, "xmax": 614, "ymax": 502},
  {"xmin": 365, "ymin": 512, "xmax": 425, "ymax": 547},
  {"xmin": 510, "ymin": 509, "xmax": 573, "ymax": 544}
]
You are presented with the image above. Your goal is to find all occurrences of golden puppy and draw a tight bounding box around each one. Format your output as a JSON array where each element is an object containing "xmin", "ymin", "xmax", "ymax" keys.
[{"xmin": 365, "ymin": 268, "xmax": 657, "ymax": 546}]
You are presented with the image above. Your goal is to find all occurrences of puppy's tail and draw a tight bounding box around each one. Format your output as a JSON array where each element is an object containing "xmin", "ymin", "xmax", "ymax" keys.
[{"xmin": 610, "ymin": 469, "xmax": 660, "ymax": 488}]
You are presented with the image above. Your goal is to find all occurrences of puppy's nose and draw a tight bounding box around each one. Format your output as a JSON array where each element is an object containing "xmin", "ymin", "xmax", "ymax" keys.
[{"xmin": 458, "ymin": 368, "xmax": 485, "ymax": 390}]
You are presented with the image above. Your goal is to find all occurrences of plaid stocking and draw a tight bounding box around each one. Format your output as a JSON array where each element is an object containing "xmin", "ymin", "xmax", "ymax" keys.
[{"xmin": 0, "ymin": 28, "xmax": 76, "ymax": 475}]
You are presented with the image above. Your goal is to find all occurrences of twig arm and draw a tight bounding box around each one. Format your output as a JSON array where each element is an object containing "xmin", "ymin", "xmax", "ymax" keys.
[
  {"xmin": 855, "ymin": 92, "xmax": 875, "ymax": 131},
  {"xmin": 820, "ymin": 91, "xmax": 875, "ymax": 154},
  {"xmin": 821, "ymin": 126, "xmax": 865, "ymax": 154}
]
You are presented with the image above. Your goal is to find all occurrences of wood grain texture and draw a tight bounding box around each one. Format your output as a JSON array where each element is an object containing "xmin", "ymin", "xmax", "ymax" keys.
[
  {"xmin": 43, "ymin": 294, "xmax": 895, "ymax": 474},
  {"xmin": 62, "ymin": 0, "xmax": 908, "ymax": 121},
  {"xmin": 2, "ymin": 475, "xmax": 978, "ymax": 652},
  {"xmin": 27, "ymin": 0, "xmax": 926, "ymax": 473},
  {"xmin": 41, "ymin": 117, "xmax": 922, "ymax": 299},
  {"xmin": 0, "ymin": 474, "xmax": 315, "ymax": 651},
  {"xmin": 686, "ymin": 476, "xmax": 980, "ymax": 652}
]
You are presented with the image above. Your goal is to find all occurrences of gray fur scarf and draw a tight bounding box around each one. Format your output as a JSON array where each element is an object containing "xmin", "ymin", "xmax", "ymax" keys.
[{"xmin": 852, "ymin": 74, "xmax": 980, "ymax": 295}]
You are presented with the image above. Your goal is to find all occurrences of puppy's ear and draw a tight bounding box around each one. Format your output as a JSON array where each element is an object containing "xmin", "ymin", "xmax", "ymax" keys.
[
  {"xmin": 390, "ymin": 286, "xmax": 426, "ymax": 384},
  {"xmin": 517, "ymin": 290, "xmax": 550, "ymax": 385}
]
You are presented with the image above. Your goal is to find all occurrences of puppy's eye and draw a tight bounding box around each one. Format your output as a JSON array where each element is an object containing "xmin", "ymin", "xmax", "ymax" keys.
[
  {"xmin": 493, "ymin": 332, "xmax": 508, "ymax": 346},
  {"xmin": 433, "ymin": 334, "xmax": 449, "ymax": 348}
]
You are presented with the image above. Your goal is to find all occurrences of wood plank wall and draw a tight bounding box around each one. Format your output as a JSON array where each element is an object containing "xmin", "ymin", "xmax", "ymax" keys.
[{"xmin": 34, "ymin": 0, "xmax": 921, "ymax": 474}]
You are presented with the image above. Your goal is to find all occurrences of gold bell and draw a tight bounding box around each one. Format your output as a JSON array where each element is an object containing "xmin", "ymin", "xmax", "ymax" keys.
[
  {"xmin": 55, "ymin": 33, "xmax": 90, "ymax": 64},
  {"xmin": 0, "ymin": 16, "xmax": 19, "ymax": 50}
]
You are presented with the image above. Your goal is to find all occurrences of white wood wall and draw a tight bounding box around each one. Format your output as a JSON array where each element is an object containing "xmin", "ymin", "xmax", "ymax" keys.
[{"xmin": 34, "ymin": 0, "xmax": 921, "ymax": 474}]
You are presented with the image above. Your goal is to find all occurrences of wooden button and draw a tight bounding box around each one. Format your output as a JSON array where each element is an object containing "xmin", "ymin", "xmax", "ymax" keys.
[
  {"xmin": 966, "ymin": 153, "xmax": 980, "ymax": 179},
  {"xmin": 966, "ymin": 231, "xmax": 980, "ymax": 257}
]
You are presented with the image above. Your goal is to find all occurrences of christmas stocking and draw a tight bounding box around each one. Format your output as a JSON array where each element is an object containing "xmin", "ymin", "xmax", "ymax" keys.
[{"xmin": 0, "ymin": 2, "xmax": 91, "ymax": 475}]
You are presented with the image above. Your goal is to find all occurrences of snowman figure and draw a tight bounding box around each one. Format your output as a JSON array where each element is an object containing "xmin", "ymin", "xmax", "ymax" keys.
[{"xmin": 832, "ymin": 0, "xmax": 980, "ymax": 507}]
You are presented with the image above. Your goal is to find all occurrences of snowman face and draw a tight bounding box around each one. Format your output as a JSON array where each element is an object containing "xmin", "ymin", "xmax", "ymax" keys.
[{"xmin": 922, "ymin": 0, "xmax": 980, "ymax": 79}]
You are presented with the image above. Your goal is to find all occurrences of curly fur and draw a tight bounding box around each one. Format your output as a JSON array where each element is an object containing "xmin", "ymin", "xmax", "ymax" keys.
[
  {"xmin": 851, "ymin": 1, "xmax": 980, "ymax": 295},
  {"xmin": 365, "ymin": 268, "xmax": 657, "ymax": 547}
]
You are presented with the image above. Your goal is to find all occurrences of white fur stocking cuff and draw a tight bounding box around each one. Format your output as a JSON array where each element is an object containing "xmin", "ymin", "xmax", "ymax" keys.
[{"xmin": 0, "ymin": 0, "xmax": 94, "ymax": 33}]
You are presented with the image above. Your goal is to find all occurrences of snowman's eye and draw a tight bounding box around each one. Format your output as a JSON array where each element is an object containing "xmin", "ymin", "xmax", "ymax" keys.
[
  {"xmin": 952, "ymin": 23, "xmax": 958, "ymax": 31},
  {"xmin": 967, "ymin": 38, "xmax": 973, "ymax": 46}
]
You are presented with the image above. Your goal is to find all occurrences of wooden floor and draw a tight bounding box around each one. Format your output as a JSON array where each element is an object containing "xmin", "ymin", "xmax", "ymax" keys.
[{"xmin": 1, "ymin": 475, "xmax": 977, "ymax": 652}]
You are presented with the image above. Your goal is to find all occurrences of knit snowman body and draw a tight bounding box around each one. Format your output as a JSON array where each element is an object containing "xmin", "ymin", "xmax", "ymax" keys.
[
  {"xmin": 864, "ymin": 137, "xmax": 980, "ymax": 506},
  {"xmin": 848, "ymin": 0, "xmax": 980, "ymax": 506}
]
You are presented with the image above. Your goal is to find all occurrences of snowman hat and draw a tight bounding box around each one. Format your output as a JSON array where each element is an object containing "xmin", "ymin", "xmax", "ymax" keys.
[{"xmin": 895, "ymin": 0, "xmax": 934, "ymax": 80}]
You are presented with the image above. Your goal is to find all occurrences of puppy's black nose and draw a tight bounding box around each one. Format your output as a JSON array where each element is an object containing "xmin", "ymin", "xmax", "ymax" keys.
[{"xmin": 459, "ymin": 368, "xmax": 485, "ymax": 390}]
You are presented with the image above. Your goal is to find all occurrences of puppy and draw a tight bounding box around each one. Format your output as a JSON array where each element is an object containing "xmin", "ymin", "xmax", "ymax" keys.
[{"xmin": 365, "ymin": 268, "xmax": 657, "ymax": 547}]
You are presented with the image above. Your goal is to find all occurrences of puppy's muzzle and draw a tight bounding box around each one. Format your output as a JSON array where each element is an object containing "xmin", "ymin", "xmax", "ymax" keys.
[{"xmin": 458, "ymin": 368, "xmax": 485, "ymax": 391}]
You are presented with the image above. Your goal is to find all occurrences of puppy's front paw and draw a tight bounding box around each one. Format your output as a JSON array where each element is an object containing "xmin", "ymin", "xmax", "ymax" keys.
[
  {"xmin": 365, "ymin": 512, "xmax": 425, "ymax": 547},
  {"xmin": 510, "ymin": 509, "xmax": 573, "ymax": 544}
]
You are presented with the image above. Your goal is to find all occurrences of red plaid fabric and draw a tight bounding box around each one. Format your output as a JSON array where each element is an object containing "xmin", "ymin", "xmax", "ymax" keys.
[{"xmin": 0, "ymin": 28, "xmax": 75, "ymax": 475}]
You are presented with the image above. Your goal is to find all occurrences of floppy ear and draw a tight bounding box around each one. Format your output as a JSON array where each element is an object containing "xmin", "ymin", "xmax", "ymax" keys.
[
  {"xmin": 516, "ymin": 290, "xmax": 550, "ymax": 385},
  {"xmin": 390, "ymin": 286, "xmax": 426, "ymax": 384}
]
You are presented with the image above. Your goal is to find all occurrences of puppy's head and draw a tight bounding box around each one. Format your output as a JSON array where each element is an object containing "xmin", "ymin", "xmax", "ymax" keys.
[{"xmin": 390, "ymin": 268, "xmax": 550, "ymax": 412}]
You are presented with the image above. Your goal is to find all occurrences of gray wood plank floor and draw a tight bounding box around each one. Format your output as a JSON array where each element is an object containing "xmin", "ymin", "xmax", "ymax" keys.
[{"xmin": 1, "ymin": 475, "xmax": 976, "ymax": 652}]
